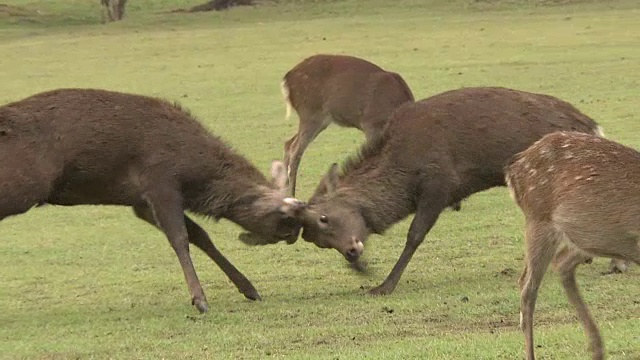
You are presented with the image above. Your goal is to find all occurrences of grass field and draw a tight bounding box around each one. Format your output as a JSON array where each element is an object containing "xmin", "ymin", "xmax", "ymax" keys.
[{"xmin": 1, "ymin": 0, "xmax": 639, "ymax": 359}]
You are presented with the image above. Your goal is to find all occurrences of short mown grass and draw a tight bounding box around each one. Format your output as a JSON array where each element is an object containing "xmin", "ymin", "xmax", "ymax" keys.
[{"xmin": 0, "ymin": 0, "xmax": 639, "ymax": 359}]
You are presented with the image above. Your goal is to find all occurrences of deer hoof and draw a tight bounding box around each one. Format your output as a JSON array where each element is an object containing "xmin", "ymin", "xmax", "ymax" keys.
[
  {"xmin": 368, "ymin": 285, "xmax": 393, "ymax": 296},
  {"xmin": 243, "ymin": 290, "xmax": 262, "ymax": 302},
  {"xmin": 192, "ymin": 298, "xmax": 209, "ymax": 313}
]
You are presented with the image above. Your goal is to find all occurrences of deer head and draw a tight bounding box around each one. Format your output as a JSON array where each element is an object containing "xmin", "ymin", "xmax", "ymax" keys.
[
  {"xmin": 295, "ymin": 163, "xmax": 368, "ymax": 262},
  {"xmin": 237, "ymin": 161, "xmax": 306, "ymax": 246}
]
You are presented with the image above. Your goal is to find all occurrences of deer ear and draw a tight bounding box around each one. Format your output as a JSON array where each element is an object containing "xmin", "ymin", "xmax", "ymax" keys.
[
  {"xmin": 326, "ymin": 163, "xmax": 339, "ymax": 191},
  {"xmin": 270, "ymin": 160, "xmax": 288, "ymax": 190},
  {"xmin": 311, "ymin": 163, "xmax": 340, "ymax": 198}
]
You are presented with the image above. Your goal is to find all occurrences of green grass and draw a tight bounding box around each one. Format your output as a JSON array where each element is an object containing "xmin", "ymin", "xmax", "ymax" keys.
[{"xmin": 1, "ymin": 0, "xmax": 639, "ymax": 359}]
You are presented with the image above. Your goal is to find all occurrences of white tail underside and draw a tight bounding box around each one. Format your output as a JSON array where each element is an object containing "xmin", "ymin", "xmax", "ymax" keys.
[{"xmin": 280, "ymin": 79, "xmax": 292, "ymax": 120}]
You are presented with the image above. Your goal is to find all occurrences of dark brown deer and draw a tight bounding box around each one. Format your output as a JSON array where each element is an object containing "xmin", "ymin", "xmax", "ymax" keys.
[
  {"xmin": 281, "ymin": 54, "xmax": 415, "ymax": 197},
  {"xmin": 289, "ymin": 87, "xmax": 607, "ymax": 296},
  {"xmin": 505, "ymin": 132, "xmax": 639, "ymax": 360},
  {"xmin": 0, "ymin": 88, "xmax": 304, "ymax": 313}
]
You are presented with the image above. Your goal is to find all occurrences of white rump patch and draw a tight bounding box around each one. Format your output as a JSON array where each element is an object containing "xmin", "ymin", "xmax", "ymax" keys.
[
  {"xmin": 280, "ymin": 79, "xmax": 293, "ymax": 120},
  {"xmin": 519, "ymin": 311, "xmax": 524, "ymax": 329},
  {"xmin": 505, "ymin": 174, "xmax": 516, "ymax": 201}
]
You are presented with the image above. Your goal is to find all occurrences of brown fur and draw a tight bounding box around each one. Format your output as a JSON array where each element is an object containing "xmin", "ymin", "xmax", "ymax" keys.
[
  {"xmin": 505, "ymin": 132, "xmax": 640, "ymax": 360},
  {"xmin": 100, "ymin": 0, "xmax": 127, "ymax": 23},
  {"xmin": 296, "ymin": 86, "xmax": 603, "ymax": 296},
  {"xmin": 0, "ymin": 88, "xmax": 304, "ymax": 313},
  {"xmin": 282, "ymin": 54, "xmax": 415, "ymax": 196}
]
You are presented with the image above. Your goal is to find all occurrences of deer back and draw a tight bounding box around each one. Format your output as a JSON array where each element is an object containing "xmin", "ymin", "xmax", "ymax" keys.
[
  {"xmin": 2, "ymin": 89, "xmax": 272, "ymax": 207},
  {"xmin": 385, "ymin": 87, "xmax": 600, "ymax": 176},
  {"xmin": 506, "ymin": 132, "xmax": 640, "ymax": 244},
  {"xmin": 283, "ymin": 54, "xmax": 413, "ymax": 129}
]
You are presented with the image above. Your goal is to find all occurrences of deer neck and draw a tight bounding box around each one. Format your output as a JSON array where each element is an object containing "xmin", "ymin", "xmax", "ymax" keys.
[
  {"xmin": 334, "ymin": 167, "xmax": 415, "ymax": 234},
  {"xmin": 185, "ymin": 160, "xmax": 274, "ymax": 222}
]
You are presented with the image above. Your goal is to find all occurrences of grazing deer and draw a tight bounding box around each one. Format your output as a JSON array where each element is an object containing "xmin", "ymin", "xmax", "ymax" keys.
[
  {"xmin": 0, "ymin": 88, "xmax": 304, "ymax": 313},
  {"xmin": 100, "ymin": 0, "xmax": 127, "ymax": 23},
  {"xmin": 288, "ymin": 87, "xmax": 605, "ymax": 296},
  {"xmin": 505, "ymin": 132, "xmax": 639, "ymax": 360},
  {"xmin": 281, "ymin": 54, "xmax": 415, "ymax": 197}
]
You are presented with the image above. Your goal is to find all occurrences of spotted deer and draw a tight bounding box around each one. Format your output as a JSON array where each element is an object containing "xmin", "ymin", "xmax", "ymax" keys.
[
  {"xmin": 281, "ymin": 54, "xmax": 415, "ymax": 197},
  {"xmin": 0, "ymin": 88, "xmax": 304, "ymax": 313},
  {"xmin": 505, "ymin": 131, "xmax": 639, "ymax": 360}
]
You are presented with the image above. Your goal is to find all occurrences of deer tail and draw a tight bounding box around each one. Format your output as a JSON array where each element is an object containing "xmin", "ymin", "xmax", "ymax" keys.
[{"xmin": 280, "ymin": 78, "xmax": 292, "ymax": 121}]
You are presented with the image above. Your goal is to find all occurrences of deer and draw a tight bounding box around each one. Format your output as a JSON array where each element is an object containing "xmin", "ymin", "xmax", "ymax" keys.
[
  {"xmin": 281, "ymin": 54, "xmax": 416, "ymax": 198},
  {"xmin": 283, "ymin": 86, "xmax": 611, "ymax": 296},
  {"xmin": 0, "ymin": 88, "xmax": 305, "ymax": 313},
  {"xmin": 100, "ymin": 0, "xmax": 127, "ymax": 23},
  {"xmin": 505, "ymin": 131, "xmax": 639, "ymax": 360}
]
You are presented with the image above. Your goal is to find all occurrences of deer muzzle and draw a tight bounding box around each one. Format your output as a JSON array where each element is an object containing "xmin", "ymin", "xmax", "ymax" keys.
[{"xmin": 343, "ymin": 237, "xmax": 364, "ymax": 263}]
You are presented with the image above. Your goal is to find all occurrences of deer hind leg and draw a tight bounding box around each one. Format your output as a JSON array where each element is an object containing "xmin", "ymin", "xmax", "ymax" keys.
[
  {"xmin": 554, "ymin": 244, "xmax": 605, "ymax": 360},
  {"xmin": 606, "ymin": 258, "xmax": 630, "ymax": 274},
  {"xmin": 116, "ymin": 0, "xmax": 127, "ymax": 20},
  {"xmin": 602, "ymin": 231, "xmax": 640, "ymax": 274},
  {"xmin": 519, "ymin": 221, "xmax": 559, "ymax": 360},
  {"xmin": 100, "ymin": 0, "xmax": 115, "ymax": 22},
  {"xmin": 100, "ymin": 6, "xmax": 109, "ymax": 23},
  {"xmin": 133, "ymin": 190, "xmax": 208, "ymax": 313},
  {"xmin": 109, "ymin": 0, "xmax": 118, "ymax": 20},
  {"xmin": 183, "ymin": 215, "xmax": 261, "ymax": 301},
  {"xmin": 284, "ymin": 112, "xmax": 330, "ymax": 196}
]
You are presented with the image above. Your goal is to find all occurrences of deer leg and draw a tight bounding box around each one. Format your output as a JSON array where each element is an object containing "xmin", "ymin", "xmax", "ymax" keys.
[
  {"xmin": 368, "ymin": 193, "xmax": 446, "ymax": 296},
  {"xmin": 605, "ymin": 258, "xmax": 630, "ymax": 274},
  {"xmin": 135, "ymin": 207, "xmax": 261, "ymax": 301},
  {"xmin": 519, "ymin": 222, "xmax": 558, "ymax": 360},
  {"xmin": 283, "ymin": 133, "xmax": 297, "ymax": 185},
  {"xmin": 602, "ymin": 235, "xmax": 640, "ymax": 274},
  {"xmin": 116, "ymin": 0, "xmax": 127, "ymax": 20},
  {"xmin": 183, "ymin": 215, "xmax": 262, "ymax": 301},
  {"xmin": 554, "ymin": 247, "xmax": 605, "ymax": 360},
  {"xmin": 110, "ymin": 0, "xmax": 118, "ymax": 20},
  {"xmin": 285, "ymin": 114, "xmax": 329, "ymax": 196},
  {"xmin": 134, "ymin": 192, "xmax": 209, "ymax": 313},
  {"xmin": 100, "ymin": 6, "xmax": 108, "ymax": 23}
]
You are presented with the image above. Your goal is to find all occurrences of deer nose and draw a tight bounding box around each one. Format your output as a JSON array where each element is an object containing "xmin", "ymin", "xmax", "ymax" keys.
[
  {"xmin": 345, "ymin": 248, "xmax": 360, "ymax": 261},
  {"xmin": 344, "ymin": 238, "xmax": 364, "ymax": 262}
]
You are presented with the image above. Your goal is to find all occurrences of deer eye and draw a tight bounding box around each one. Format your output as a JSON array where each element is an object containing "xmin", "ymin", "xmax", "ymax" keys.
[{"xmin": 319, "ymin": 215, "xmax": 329, "ymax": 224}]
